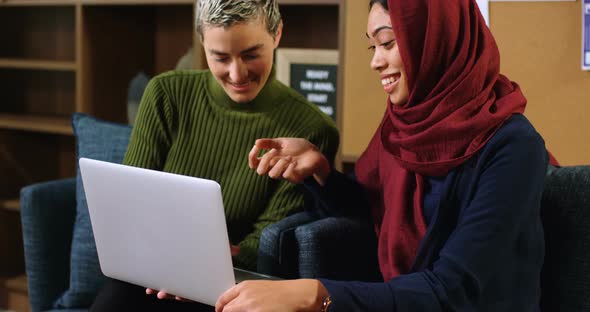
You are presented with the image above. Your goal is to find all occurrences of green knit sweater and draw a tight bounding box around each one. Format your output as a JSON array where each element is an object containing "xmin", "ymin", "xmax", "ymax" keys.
[{"xmin": 123, "ymin": 70, "xmax": 339, "ymax": 270}]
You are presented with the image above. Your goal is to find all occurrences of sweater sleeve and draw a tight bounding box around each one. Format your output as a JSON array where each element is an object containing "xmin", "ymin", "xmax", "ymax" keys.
[
  {"xmin": 318, "ymin": 127, "xmax": 548, "ymax": 311},
  {"xmin": 123, "ymin": 77, "xmax": 177, "ymax": 169},
  {"xmin": 234, "ymin": 122, "xmax": 340, "ymax": 270}
]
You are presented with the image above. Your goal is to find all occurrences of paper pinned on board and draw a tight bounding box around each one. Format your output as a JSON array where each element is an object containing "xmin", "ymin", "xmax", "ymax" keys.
[
  {"xmin": 583, "ymin": 0, "xmax": 590, "ymax": 70},
  {"xmin": 477, "ymin": 0, "xmax": 490, "ymax": 26}
]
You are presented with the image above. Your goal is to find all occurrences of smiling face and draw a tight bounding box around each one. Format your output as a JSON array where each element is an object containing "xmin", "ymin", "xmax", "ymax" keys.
[
  {"xmin": 367, "ymin": 3, "xmax": 409, "ymax": 106},
  {"xmin": 203, "ymin": 18, "xmax": 282, "ymax": 103}
]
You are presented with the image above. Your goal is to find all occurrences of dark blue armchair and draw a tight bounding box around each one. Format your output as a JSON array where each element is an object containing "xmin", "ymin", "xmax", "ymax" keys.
[
  {"xmin": 20, "ymin": 178, "xmax": 83, "ymax": 312},
  {"xmin": 257, "ymin": 211, "xmax": 381, "ymax": 282}
]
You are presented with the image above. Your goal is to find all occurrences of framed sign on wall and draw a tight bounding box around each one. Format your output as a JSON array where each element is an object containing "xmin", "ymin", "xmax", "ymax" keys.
[{"xmin": 275, "ymin": 48, "xmax": 339, "ymax": 122}]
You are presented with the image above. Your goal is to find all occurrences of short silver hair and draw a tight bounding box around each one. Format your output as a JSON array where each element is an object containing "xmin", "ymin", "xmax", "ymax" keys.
[{"xmin": 196, "ymin": 0, "xmax": 281, "ymax": 41}]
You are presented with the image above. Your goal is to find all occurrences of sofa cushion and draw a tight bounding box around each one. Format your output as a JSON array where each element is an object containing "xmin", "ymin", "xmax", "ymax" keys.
[
  {"xmin": 54, "ymin": 113, "xmax": 132, "ymax": 308},
  {"xmin": 540, "ymin": 165, "xmax": 590, "ymax": 312}
]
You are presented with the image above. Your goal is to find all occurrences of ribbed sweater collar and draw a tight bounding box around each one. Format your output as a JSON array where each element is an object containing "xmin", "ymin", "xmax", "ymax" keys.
[{"xmin": 208, "ymin": 68, "xmax": 283, "ymax": 112}]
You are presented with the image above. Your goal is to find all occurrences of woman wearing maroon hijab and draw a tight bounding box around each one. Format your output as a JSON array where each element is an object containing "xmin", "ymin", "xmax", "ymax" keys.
[{"xmin": 210, "ymin": 0, "xmax": 550, "ymax": 310}]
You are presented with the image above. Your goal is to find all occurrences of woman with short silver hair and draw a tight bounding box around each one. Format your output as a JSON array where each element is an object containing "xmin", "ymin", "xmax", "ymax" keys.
[{"xmin": 89, "ymin": 0, "xmax": 338, "ymax": 311}]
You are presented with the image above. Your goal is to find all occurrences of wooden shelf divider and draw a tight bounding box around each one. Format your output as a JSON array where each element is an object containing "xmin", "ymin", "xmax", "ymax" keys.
[
  {"xmin": 0, "ymin": 114, "xmax": 73, "ymax": 135},
  {"xmin": 0, "ymin": 59, "xmax": 77, "ymax": 72},
  {"xmin": 0, "ymin": 274, "xmax": 30, "ymax": 312},
  {"xmin": 3, "ymin": 274, "xmax": 28, "ymax": 293},
  {"xmin": 0, "ymin": 0, "xmax": 76, "ymax": 6},
  {"xmin": 0, "ymin": 199, "xmax": 20, "ymax": 212},
  {"xmin": 278, "ymin": 0, "xmax": 340, "ymax": 4},
  {"xmin": 80, "ymin": 0, "xmax": 193, "ymax": 5}
]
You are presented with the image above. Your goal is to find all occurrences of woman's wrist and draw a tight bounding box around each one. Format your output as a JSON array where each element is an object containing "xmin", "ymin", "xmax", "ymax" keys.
[
  {"xmin": 312, "ymin": 154, "xmax": 331, "ymax": 186},
  {"xmin": 301, "ymin": 279, "xmax": 329, "ymax": 312}
]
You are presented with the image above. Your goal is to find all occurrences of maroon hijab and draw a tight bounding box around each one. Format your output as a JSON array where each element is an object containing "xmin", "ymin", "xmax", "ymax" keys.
[{"xmin": 355, "ymin": 0, "xmax": 527, "ymax": 281}]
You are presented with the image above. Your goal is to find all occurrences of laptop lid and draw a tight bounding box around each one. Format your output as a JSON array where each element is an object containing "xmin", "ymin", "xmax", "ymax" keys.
[{"xmin": 79, "ymin": 157, "xmax": 236, "ymax": 306}]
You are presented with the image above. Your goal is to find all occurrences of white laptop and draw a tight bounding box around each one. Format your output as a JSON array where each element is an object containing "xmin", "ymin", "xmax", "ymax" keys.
[{"xmin": 78, "ymin": 157, "xmax": 279, "ymax": 307}]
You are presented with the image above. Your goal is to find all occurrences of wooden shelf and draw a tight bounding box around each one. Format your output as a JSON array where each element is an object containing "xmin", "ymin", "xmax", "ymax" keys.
[
  {"xmin": 0, "ymin": 114, "xmax": 73, "ymax": 135},
  {"xmin": 3, "ymin": 275, "xmax": 27, "ymax": 293},
  {"xmin": 81, "ymin": 0, "xmax": 193, "ymax": 5},
  {"xmin": 0, "ymin": 199, "xmax": 20, "ymax": 212},
  {"xmin": 0, "ymin": 0, "xmax": 76, "ymax": 6},
  {"xmin": 279, "ymin": 0, "xmax": 340, "ymax": 4},
  {"xmin": 0, "ymin": 275, "xmax": 29, "ymax": 312},
  {"xmin": 0, "ymin": 59, "xmax": 77, "ymax": 71}
]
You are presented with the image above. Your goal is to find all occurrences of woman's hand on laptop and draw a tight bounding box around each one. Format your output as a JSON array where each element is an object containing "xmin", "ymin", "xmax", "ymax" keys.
[{"xmin": 215, "ymin": 279, "xmax": 329, "ymax": 312}]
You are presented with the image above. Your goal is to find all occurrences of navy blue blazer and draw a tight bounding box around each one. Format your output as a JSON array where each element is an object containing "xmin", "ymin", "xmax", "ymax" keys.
[{"xmin": 306, "ymin": 114, "xmax": 548, "ymax": 311}]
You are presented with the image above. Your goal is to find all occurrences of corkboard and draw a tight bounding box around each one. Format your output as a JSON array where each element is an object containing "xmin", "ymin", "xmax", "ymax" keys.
[{"xmin": 491, "ymin": 1, "xmax": 590, "ymax": 165}]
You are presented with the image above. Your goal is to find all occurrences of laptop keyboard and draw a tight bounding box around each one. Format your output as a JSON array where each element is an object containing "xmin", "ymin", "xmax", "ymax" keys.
[{"xmin": 234, "ymin": 268, "xmax": 282, "ymax": 283}]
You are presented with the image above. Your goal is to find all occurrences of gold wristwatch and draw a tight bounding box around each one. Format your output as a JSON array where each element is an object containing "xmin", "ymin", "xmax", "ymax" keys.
[{"xmin": 321, "ymin": 296, "xmax": 332, "ymax": 312}]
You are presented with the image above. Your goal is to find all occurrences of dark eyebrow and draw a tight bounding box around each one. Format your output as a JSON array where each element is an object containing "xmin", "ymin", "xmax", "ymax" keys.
[
  {"xmin": 240, "ymin": 44, "xmax": 264, "ymax": 54},
  {"xmin": 365, "ymin": 25, "xmax": 393, "ymax": 38},
  {"xmin": 209, "ymin": 44, "xmax": 264, "ymax": 55}
]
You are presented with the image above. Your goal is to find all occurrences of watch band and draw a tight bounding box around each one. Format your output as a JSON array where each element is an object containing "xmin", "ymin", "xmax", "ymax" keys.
[{"xmin": 321, "ymin": 296, "xmax": 332, "ymax": 312}]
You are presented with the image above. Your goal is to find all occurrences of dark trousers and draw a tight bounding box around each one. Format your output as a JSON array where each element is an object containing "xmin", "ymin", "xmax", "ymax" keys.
[{"xmin": 90, "ymin": 278, "xmax": 214, "ymax": 312}]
